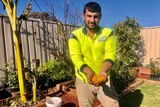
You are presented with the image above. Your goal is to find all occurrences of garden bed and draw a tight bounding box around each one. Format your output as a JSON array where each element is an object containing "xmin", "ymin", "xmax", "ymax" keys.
[
  {"xmin": 0, "ymin": 79, "xmax": 103, "ymax": 107},
  {"xmin": 0, "ymin": 78, "xmax": 147, "ymax": 107},
  {"xmin": 34, "ymin": 78, "xmax": 145, "ymax": 107}
]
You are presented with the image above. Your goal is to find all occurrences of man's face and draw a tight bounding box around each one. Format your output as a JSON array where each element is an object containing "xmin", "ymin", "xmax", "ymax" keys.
[{"xmin": 83, "ymin": 9, "xmax": 101, "ymax": 30}]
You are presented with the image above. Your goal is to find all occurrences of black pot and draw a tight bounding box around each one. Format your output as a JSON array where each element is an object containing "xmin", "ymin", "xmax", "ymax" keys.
[
  {"xmin": 150, "ymin": 74, "xmax": 160, "ymax": 80},
  {"xmin": 0, "ymin": 88, "xmax": 12, "ymax": 100}
]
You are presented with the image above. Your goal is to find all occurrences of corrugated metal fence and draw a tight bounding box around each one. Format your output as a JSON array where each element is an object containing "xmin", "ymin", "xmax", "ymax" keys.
[
  {"xmin": 140, "ymin": 26, "xmax": 160, "ymax": 65},
  {"xmin": 0, "ymin": 15, "xmax": 78, "ymax": 76}
]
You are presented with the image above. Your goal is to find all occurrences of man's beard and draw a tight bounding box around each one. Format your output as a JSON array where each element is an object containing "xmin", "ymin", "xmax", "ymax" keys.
[{"xmin": 85, "ymin": 23, "xmax": 99, "ymax": 30}]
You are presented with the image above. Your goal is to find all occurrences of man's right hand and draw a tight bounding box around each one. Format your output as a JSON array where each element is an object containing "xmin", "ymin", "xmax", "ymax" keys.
[
  {"xmin": 86, "ymin": 71, "xmax": 95, "ymax": 83},
  {"xmin": 83, "ymin": 67, "xmax": 95, "ymax": 83}
]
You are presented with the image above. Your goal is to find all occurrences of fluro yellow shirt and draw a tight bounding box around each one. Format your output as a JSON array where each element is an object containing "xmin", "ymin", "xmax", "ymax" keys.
[{"xmin": 68, "ymin": 26, "xmax": 116, "ymax": 83}]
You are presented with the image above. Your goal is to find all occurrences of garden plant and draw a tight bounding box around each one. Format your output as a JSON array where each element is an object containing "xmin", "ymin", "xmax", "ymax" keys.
[
  {"xmin": 111, "ymin": 17, "xmax": 145, "ymax": 94},
  {"xmin": 2, "ymin": 57, "xmax": 74, "ymax": 106},
  {"xmin": 146, "ymin": 58, "xmax": 160, "ymax": 80}
]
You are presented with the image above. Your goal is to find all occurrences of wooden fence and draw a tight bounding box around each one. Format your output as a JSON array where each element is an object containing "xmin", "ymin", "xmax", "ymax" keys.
[{"xmin": 0, "ymin": 15, "xmax": 78, "ymax": 85}]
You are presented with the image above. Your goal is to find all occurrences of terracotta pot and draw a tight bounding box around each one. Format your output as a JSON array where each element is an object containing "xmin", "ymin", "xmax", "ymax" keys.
[{"xmin": 137, "ymin": 67, "xmax": 151, "ymax": 79}]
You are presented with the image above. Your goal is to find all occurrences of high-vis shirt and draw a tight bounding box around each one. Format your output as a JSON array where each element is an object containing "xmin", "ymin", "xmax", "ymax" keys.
[{"xmin": 68, "ymin": 26, "xmax": 116, "ymax": 83}]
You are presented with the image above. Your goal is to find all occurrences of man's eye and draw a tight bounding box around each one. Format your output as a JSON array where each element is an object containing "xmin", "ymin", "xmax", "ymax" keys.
[{"xmin": 94, "ymin": 16, "xmax": 99, "ymax": 18}]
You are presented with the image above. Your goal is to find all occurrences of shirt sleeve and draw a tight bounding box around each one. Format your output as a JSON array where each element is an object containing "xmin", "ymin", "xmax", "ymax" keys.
[
  {"xmin": 68, "ymin": 34, "xmax": 87, "ymax": 71},
  {"xmin": 104, "ymin": 31, "xmax": 117, "ymax": 65}
]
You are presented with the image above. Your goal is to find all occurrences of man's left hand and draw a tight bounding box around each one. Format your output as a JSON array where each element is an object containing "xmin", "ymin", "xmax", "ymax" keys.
[{"xmin": 99, "ymin": 71, "xmax": 108, "ymax": 85}]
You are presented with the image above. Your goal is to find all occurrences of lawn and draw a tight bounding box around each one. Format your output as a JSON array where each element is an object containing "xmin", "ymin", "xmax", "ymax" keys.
[{"xmin": 119, "ymin": 80, "xmax": 160, "ymax": 107}]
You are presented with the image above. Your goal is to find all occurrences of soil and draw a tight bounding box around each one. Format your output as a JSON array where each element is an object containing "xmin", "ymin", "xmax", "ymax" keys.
[{"xmin": 35, "ymin": 88, "xmax": 101, "ymax": 107}]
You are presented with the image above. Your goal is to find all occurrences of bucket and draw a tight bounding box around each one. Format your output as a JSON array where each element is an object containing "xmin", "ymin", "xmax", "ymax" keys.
[{"xmin": 46, "ymin": 97, "xmax": 62, "ymax": 107}]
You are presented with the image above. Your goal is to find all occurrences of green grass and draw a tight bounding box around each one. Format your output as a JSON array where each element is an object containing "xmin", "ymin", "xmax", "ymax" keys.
[{"xmin": 119, "ymin": 82, "xmax": 160, "ymax": 107}]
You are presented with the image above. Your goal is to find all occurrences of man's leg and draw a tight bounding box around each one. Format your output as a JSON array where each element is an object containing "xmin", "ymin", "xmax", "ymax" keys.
[
  {"xmin": 75, "ymin": 78, "xmax": 95, "ymax": 107},
  {"xmin": 97, "ymin": 79, "xmax": 119, "ymax": 107}
]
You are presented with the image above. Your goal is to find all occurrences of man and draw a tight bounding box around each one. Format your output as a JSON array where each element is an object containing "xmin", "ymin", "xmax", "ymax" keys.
[{"xmin": 68, "ymin": 2, "xmax": 119, "ymax": 107}]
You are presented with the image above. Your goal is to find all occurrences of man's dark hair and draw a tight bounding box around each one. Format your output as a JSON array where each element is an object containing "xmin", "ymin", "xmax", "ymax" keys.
[{"xmin": 83, "ymin": 2, "xmax": 101, "ymax": 14}]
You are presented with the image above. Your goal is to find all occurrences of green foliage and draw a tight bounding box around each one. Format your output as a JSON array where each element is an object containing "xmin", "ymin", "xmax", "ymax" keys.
[
  {"xmin": 4, "ymin": 57, "xmax": 74, "ymax": 89},
  {"xmin": 38, "ymin": 59, "xmax": 73, "ymax": 81},
  {"xmin": 146, "ymin": 58, "xmax": 160, "ymax": 75},
  {"xmin": 111, "ymin": 17, "xmax": 145, "ymax": 94},
  {"xmin": 5, "ymin": 58, "xmax": 19, "ymax": 88},
  {"xmin": 4, "ymin": 57, "xmax": 31, "ymax": 88},
  {"xmin": 4, "ymin": 57, "xmax": 74, "ymax": 105}
]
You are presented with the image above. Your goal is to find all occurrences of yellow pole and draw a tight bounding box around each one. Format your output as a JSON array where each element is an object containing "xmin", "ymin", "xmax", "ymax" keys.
[
  {"xmin": 57, "ymin": 22, "xmax": 62, "ymax": 36},
  {"xmin": 1, "ymin": 0, "xmax": 27, "ymax": 101},
  {"xmin": 32, "ymin": 76, "xmax": 37, "ymax": 102}
]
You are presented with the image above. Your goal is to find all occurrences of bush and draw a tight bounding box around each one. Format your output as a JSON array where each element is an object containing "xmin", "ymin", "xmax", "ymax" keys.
[
  {"xmin": 4, "ymin": 57, "xmax": 74, "ymax": 90},
  {"xmin": 4, "ymin": 58, "xmax": 20, "ymax": 88},
  {"xmin": 146, "ymin": 58, "xmax": 160, "ymax": 75},
  {"xmin": 38, "ymin": 59, "xmax": 73, "ymax": 82},
  {"xmin": 111, "ymin": 17, "xmax": 145, "ymax": 94}
]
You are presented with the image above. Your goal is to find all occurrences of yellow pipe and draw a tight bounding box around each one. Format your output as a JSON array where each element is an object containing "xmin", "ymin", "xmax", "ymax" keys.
[
  {"xmin": 32, "ymin": 76, "xmax": 37, "ymax": 102},
  {"xmin": 57, "ymin": 22, "xmax": 62, "ymax": 36},
  {"xmin": 2, "ymin": 0, "xmax": 27, "ymax": 102}
]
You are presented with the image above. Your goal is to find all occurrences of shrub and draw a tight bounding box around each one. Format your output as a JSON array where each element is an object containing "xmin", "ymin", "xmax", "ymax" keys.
[
  {"xmin": 111, "ymin": 17, "xmax": 145, "ymax": 94},
  {"xmin": 38, "ymin": 59, "xmax": 73, "ymax": 82},
  {"xmin": 4, "ymin": 58, "xmax": 19, "ymax": 88},
  {"xmin": 146, "ymin": 58, "xmax": 160, "ymax": 75}
]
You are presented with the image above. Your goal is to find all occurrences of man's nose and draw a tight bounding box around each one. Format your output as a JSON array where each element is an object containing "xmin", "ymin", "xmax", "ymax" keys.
[{"xmin": 90, "ymin": 17, "xmax": 95, "ymax": 22}]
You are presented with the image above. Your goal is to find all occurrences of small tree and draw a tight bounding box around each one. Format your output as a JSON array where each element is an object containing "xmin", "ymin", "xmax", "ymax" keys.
[
  {"xmin": 1, "ymin": 0, "xmax": 27, "ymax": 101},
  {"xmin": 111, "ymin": 17, "xmax": 145, "ymax": 94}
]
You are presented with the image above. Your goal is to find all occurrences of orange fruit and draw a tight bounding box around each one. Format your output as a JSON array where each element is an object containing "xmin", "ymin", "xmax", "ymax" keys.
[{"xmin": 91, "ymin": 74, "xmax": 105, "ymax": 85}]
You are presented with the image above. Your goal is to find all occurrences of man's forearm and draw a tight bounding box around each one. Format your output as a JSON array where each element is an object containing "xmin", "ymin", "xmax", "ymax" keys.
[
  {"xmin": 100, "ymin": 61, "xmax": 112, "ymax": 73},
  {"xmin": 83, "ymin": 66, "xmax": 94, "ymax": 75}
]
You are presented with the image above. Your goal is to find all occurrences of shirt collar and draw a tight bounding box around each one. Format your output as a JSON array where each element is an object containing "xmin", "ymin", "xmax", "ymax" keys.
[{"xmin": 82, "ymin": 26, "xmax": 102, "ymax": 35}]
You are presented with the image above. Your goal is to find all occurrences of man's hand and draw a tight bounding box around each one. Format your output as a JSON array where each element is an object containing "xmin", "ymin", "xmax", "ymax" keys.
[
  {"xmin": 83, "ymin": 67, "xmax": 95, "ymax": 84},
  {"xmin": 99, "ymin": 71, "xmax": 108, "ymax": 85},
  {"xmin": 91, "ymin": 71, "xmax": 108, "ymax": 86},
  {"xmin": 86, "ymin": 71, "xmax": 95, "ymax": 84}
]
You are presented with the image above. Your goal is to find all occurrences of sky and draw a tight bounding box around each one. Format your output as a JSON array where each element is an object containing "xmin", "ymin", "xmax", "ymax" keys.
[{"xmin": 0, "ymin": 0, "xmax": 160, "ymax": 28}]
